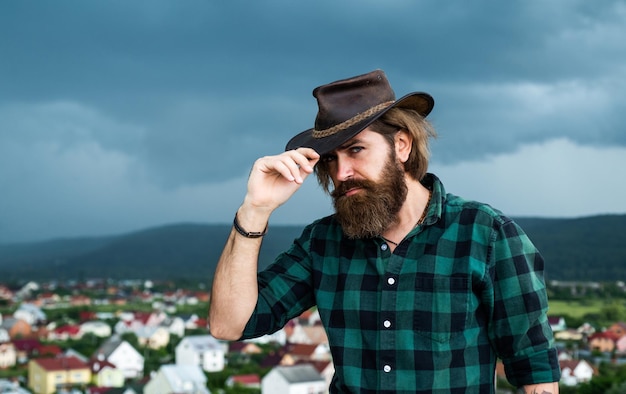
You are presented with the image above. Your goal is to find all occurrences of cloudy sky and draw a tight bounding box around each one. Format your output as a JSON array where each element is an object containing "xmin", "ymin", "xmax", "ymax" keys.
[{"xmin": 1, "ymin": 1, "xmax": 625, "ymax": 243}]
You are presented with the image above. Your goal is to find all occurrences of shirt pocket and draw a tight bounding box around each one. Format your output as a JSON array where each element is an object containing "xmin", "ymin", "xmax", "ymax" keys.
[{"xmin": 413, "ymin": 275, "xmax": 470, "ymax": 343}]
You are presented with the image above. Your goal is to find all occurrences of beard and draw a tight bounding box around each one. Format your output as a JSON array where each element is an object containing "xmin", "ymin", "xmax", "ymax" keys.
[{"xmin": 331, "ymin": 153, "xmax": 408, "ymax": 239}]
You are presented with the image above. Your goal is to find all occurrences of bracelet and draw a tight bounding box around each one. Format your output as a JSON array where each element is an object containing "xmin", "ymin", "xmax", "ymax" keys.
[{"xmin": 233, "ymin": 213, "xmax": 267, "ymax": 238}]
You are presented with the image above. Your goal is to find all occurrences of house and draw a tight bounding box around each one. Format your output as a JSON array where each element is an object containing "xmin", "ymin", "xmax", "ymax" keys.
[
  {"xmin": 11, "ymin": 338, "xmax": 42, "ymax": 364},
  {"xmin": 136, "ymin": 326, "xmax": 170, "ymax": 350},
  {"xmin": 28, "ymin": 355, "xmax": 91, "ymax": 394},
  {"xmin": 559, "ymin": 359, "xmax": 595, "ymax": 386},
  {"xmin": 226, "ymin": 374, "xmax": 261, "ymax": 390},
  {"xmin": 0, "ymin": 342, "xmax": 16, "ymax": 369},
  {"xmin": 288, "ymin": 324, "xmax": 329, "ymax": 345},
  {"xmin": 80, "ymin": 321, "xmax": 112, "ymax": 338},
  {"xmin": 577, "ymin": 322, "xmax": 596, "ymax": 337},
  {"xmin": 93, "ymin": 335, "xmax": 144, "ymax": 379},
  {"xmin": 588, "ymin": 331, "xmax": 620, "ymax": 353},
  {"xmin": 280, "ymin": 343, "xmax": 331, "ymax": 365},
  {"xmin": 616, "ymin": 334, "xmax": 626, "ymax": 354},
  {"xmin": 64, "ymin": 349, "xmax": 88, "ymax": 363},
  {"xmin": 79, "ymin": 311, "xmax": 98, "ymax": 323},
  {"xmin": 175, "ymin": 335, "xmax": 225, "ymax": 372},
  {"xmin": 34, "ymin": 293, "xmax": 61, "ymax": 308},
  {"xmin": 69, "ymin": 294, "xmax": 91, "ymax": 306},
  {"xmin": 0, "ymin": 286, "xmax": 14, "ymax": 302},
  {"xmin": 132, "ymin": 311, "xmax": 167, "ymax": 328},
  {"xmin": 162, "ymin": 316, "xmax": 185, "ymax": 338},
  {"xmin": 548, "ymin": 316, "xmax": 567, "ymax": 332},
  {"xmin": 229, "ymin": 341, "xmax": 263, "ymax": 356},
  {"xmin": 607, "ymin": 322, "xmax": 626, "ymax": 338},
  {"xmin": 1, "ymin": 317, "xmax": 32, "ymax": 339},
  {"xmin": 0, "ymin": 378, "xmax": 30, "ymax": 394},
  {"xmin": 37, "ymin": 344, "xmax": 62, "ymax": 358},
  {"xmin": 47, "ymin": 324, "xmax": 82, "ymax": 341},
  {"xmin": 181, "ymin": 314, "xmax": 208, "ymax": 331},
  {"xmin": 144, "ymin": 364, "xmax": 210, "ymax": 394},
  {"xmin": 297, "ymin": 360, "xmax": 334, "ymax": 391},
  {"xmin": 15, "ymin": 282, "xmax": 39, "ymax": 301},
  {"xmin": 554, "ymin": 329, "xmax": 583, "ymax": 341},
  {"xmin": 114, "ymin": 311, "xmax": 166, "ymax": 335},
  {"xmin": 262, "ymin": 364, "xmax": 326, "ymax": 394},
  {"xmin": 260, "ymin": 350, "xmax": 284, "ymax": 370},
  {"xmin": 13, "ymin": 303, "xmax": 46, "ymax": 326},
  {"xmin": 90, "ymin": 359, "xmax": 125, "ymax": 388},
  {"xmin": 242, "ymin": 327, "xmax": 287, "ymax": 345},
  {"xmin": 0, "ymin": 327, "xmax": 9, "ymax": 343}
]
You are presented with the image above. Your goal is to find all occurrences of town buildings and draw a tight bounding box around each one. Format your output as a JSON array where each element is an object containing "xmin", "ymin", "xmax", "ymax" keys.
[{"xmin": 2, "ymin": 280, "xmax": 626, "ymax": 392}]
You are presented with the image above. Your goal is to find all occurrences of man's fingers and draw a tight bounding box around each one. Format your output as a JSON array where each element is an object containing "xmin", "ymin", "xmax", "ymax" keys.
[
  {"xmin": 290, "ymin": 148, "xmax": 320, "ymax": 173},
  {"xmin": 258, "ymin": 149, "xmax": 320, "ymax": 184}
]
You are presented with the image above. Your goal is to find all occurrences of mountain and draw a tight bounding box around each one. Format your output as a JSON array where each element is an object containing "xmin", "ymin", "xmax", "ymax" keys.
[
  {"xmin": 0, "ymin": 214, "xmax": 625, "ymax": 283},
  {"xmin": 514, "ymin": 215, "xmax": 626, "ymax": 281},
  {"xmin": 0, "ymin": 223, "xmax": 304, "ymax": 283}
]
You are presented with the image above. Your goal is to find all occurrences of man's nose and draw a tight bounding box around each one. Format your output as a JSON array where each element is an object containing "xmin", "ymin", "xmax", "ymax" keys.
[{"xmin": 335, "ymin": 157, "xmax": 353, "ymax": 182}]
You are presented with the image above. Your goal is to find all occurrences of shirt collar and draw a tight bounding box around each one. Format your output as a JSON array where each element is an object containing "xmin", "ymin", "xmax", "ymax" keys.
[{"xmin": 420, "ymin": 173, "xmax": 444, "ymax": 226}]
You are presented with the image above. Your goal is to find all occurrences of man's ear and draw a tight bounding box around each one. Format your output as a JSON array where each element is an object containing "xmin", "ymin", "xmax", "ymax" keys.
[{"xmin": 394, "ymin": 130, "xmax": 413, "ymax": 163}]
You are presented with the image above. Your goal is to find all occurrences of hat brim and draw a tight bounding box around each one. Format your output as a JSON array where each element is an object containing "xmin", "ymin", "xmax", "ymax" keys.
[{"xmin": 285, "ymin": 92, "xmax": 434, "ymax": 155}]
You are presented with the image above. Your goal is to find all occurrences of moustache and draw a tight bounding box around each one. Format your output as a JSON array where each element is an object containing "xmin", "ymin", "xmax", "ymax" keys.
[{"xmin": 331, "ymin": 179, "xmax": 374, "ymax": 199}]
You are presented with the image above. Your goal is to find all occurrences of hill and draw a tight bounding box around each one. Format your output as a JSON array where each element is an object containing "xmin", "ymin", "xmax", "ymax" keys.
[
  {"xmin": 0, "ymin": 223, "xmax": 303, "ymax": 283},
  {"xmin": 0, "ymin": 214, "xmax": 625, "ymax": 283}
]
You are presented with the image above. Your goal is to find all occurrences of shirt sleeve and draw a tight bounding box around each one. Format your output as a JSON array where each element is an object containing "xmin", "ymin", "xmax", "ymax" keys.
[
  {"xmin": 488, "ymin": 218, "xmax": 561, "ymax": 387},
  {"xmin": 241, "ymin": 224, "xmax": 316, "ymax": 340}
]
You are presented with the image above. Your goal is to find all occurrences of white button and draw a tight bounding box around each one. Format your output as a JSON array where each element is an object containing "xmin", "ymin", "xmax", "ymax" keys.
[
  {"xmin": 383, "ymin": 365, "xmax": 392, "ymax": 373},
  {"xmin": 381, "ymin": 243, "xmax": 388, "ymax": 251},
  {"xmin": 387, "ymin": 277, "xmax": 395, "ymax": 285},
  {"xmin": 383, "ymin": 320, "xmax": 391, "ymax": 328}
]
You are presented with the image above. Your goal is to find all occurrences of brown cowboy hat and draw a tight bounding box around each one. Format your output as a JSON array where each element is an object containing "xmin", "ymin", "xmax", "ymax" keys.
[{"xmin": 285, "ymin": 69, "xmax": 434, "ymax": 155}]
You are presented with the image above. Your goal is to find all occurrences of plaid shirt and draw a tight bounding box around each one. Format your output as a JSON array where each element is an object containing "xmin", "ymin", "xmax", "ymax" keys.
[{"xmin": 242, "ymin": 174, "xmax": 560, "ymax": 393}]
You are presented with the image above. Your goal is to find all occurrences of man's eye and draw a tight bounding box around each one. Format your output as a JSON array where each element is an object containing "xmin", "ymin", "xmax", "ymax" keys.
[
  {"xmin": 349, "ymin": 147, "xmax": 363, "ymax": 153},
  {"xmin": 321, "ymin": 155, "xmax": 336, "ymax": 163}
]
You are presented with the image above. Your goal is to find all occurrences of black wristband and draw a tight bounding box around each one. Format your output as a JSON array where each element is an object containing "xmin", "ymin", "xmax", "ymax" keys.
[{"xmin": 233, "ymin": 213, "xmax": 267, "ymax": 238}]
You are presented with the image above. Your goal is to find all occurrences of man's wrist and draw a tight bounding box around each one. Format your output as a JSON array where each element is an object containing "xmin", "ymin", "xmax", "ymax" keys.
[{"xmin": 233, "ymin": 212, "xmax": 267, "ymax": 238}]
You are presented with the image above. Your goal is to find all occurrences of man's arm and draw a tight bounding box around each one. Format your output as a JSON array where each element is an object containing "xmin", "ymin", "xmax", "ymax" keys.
[
  {"xmin": 519, "ymin": 382, "xmax": 559, "ymax": 394},
  {"xmin": 208, "ymin": 148, "xmax": 319, "ymax": 340}
]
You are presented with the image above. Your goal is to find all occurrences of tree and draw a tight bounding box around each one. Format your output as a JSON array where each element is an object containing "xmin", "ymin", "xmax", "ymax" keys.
[{"xmin": 598, "ymin": 300, "xmax": 626, "ymax": 326}]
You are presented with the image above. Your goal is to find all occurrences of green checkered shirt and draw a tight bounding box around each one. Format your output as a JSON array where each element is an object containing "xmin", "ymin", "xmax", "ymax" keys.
[{"xmin": 242, "ymin": 174, "xmax": 560, "ymax": 393}]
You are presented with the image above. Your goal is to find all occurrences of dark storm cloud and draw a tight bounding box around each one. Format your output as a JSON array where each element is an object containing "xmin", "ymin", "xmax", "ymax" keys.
[{"xmin": 1, "ymin": 0, "xmax": 624, "ymax": 242}]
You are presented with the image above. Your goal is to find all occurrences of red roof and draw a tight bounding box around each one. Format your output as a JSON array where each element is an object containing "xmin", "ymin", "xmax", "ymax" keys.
[
  {"xmin": 79, "ymin": 311, "xmax": 97, "ymax": 322},
  {"xmin": 548, "ymin": 316, "xmax": 563, "ymax": 325},
  {"xmin": 589, "ymin": 331, "xmax": 621, "ymax": 341},
  {"xmin": 38, "ymin": 345, "xmax": 62, "ymax": 356},
  {"xmin": 229, "ymin": 374, "xmax": 260, "ymax": 384},
  {"xmin": 34, "ymin": 356, "xmax": 89, "ymax": 371},
  {"xmin": 285, "ymin": 343, "xmax": 318, "ymax": 357},
  {"xmin": 12, "ymin": 339, "xmax": 42, "ymax": 352},
  {"xmin": 295, "ymin": 359, "xmax": 332, "ymax": 374},
  {"xmin": 134, "ymin": 312, "xmax": 152, "ymax": 324},
  {"xmin": 55, "ymin": 325, "xmax": 81, "ymax": 335}
]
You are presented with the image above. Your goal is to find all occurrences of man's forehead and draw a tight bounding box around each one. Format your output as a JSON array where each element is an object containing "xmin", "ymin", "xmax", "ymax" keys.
[{"xmin": 336, "ymin": 128, "xmax": 377, "ymax": 150}]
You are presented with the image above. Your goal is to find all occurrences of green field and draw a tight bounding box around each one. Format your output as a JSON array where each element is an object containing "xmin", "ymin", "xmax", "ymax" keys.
[{"xmin": 548, "ymin": 299, "xmax": 603, "ymax": 318}]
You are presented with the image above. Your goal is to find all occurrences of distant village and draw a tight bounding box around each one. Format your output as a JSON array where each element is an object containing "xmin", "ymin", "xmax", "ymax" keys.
[
  {"xmin": 0, "ymin": 279, "xmax": 331, "ymax": 394},
  {"xmin": 0, "ymin": 279, "xmax": 625, "ymax": 393}
]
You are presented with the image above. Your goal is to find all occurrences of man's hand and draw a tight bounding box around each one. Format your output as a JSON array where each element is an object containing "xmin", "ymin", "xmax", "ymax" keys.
[{"xmin": 244, "ymin": 147, "xmax": 320, "ymax": 214}]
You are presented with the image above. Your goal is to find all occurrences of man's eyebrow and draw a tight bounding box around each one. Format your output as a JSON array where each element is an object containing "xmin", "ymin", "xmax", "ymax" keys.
[{"xmin": 338, "ymin": 138, "xmax": 363, "ymax": 151}]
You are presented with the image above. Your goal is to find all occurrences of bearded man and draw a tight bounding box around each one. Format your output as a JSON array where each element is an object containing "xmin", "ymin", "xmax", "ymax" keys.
[{"xmin": 209, "ymin": 70, "xmax": 561, "ymax": 394}]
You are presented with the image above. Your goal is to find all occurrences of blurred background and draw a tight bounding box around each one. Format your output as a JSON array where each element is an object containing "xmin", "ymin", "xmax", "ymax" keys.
[{"xmin": 1, "ymin": 0, "xmax": 625, "ymax": 243}]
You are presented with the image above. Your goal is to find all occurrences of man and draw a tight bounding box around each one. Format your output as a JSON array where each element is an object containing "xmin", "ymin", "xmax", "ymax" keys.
[{"xmin": 209, "ymin": 70, "xmax": 561, "ymax": 393}]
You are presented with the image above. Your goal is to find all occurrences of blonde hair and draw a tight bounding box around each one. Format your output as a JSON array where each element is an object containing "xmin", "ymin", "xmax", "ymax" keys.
[{"xmin": 315, "ymin": 107, "xmax": 437, "ymax": 193}]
